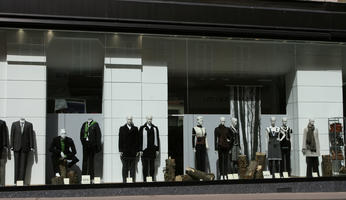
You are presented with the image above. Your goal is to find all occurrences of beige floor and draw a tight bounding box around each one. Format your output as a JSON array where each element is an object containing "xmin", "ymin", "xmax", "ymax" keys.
[{"xmin": 3, "ymin": 192, "xmax": 346, "ymax": 200}]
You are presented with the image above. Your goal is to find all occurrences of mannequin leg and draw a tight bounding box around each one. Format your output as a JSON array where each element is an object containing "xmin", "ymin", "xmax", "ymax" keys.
[
  {"xmin": 129, "ymin": 158, "xmax": 136, "ymax": 182},
  {"xmin": 89, "ymin": 151, "xmax": 95, "ymax": 179},
  {"xmin": 14, "ymin": 151, "xmax": 20, "ymax": 182},
  {"xmin": 121, "ymin": 156, "xmax": 127, "ymax": 183},
  {"xmin": 200, "ymin": 145, "xmax": 206, "ymax": 172},
  {"xmin": 280, "ymin": 150, "xmax": 285, "ymax": 174},
  {"xmin": 142, "ymin": 158, "xmax": 149, "ymax": 182},
  {"xmin": 306, "ymin": 157, "xmax": 312, "ymax": 178},
  {"xmin": 268, "ymin": 160, "xmax": 273, "ymax": 175},
  {"xmin": 67, "ymin": 155, "xmax": 79, "ymax": 168},
  {"xmin": 149, "ymin": 158, "xmax": 155, "ymax": 180},
  {"xmin": 82, "ymin": 146, "xmax": 89, "ymax": 175},
  {"xmin": 18, "ymin": 151, "xmax": 27, "ymax": 181},
  {"xmin": 287, "ymin": 149, "xmax": 291, "ymax": 176},
  {"xmin": 51, "ymin": 155, "xmax": 60, "ymax": 174},
  {"xmin": 218, "ymin": 151, "xmax": 223, "ymax": 179},
  {"xmin": 312, "ymin": 157, "xmax": 320, "ymax": 177}
]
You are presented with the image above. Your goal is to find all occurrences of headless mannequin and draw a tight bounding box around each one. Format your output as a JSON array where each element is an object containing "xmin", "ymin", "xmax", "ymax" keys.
[
  {"xmin": 214, "ymin": 117, "xmax": 231, "ymax": 180},
  {"xmin": 11, "ymin": 117, "xmax": 34, "ymax": 184},
  {"xmin": 302, "ymin": 118, "xmax": 320, "ymax": 178},
  {"xmin": 140, "ymin": 115, "xmax": 160, "ymax": 182},
  {"xmin": 280, "ymin": 118, "xmax": 292, "ymax": 176},
  {"xmin": 230, "ymin": 118, "xmax": 240, "ymax": 173},
  {"xmin": 266, "ymin": 117, "xmax": 285, "ymax": 177},
  {"xmin": 50, "ymin": 129, "xmax": 79, "ymax": 177},
  {"xmin": 192, "ymin": 116, "xmax": 209, "ymax": 172}
]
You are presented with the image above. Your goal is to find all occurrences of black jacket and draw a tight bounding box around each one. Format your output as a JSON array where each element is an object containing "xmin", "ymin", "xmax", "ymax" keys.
[
  {"xmin": 80, "ymin": 121, "xmax": 102, "ymax": 153},
  {"xmin": 214, "ymin": 124, "xmax": 232, "ymax": 151},
  {"xmin": 0, "ymin": 120, "xmax": 9, "ymax": 149},
  {"xmin": 49, "ymin": 136, "xmax": 77, "ymax": 158},
  {"xmin": 10, "ymin": 121, "xmax": 34, "ymax": 152},
  {"xmin": 139, "ymin": 123, "xmax": 160, "ymax": 158},
  {"xmin": 119, "ymin": 124, "xmax": 140, "ymax": 158},
  {"xmin": 230, "ymin": 126, "xmax": 240, "ymax": 147}
]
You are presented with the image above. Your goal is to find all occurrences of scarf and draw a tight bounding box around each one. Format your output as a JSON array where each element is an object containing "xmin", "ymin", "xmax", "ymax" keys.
[
  {"xmin": 143, "ymin": 124, "xmax": 158, "ymax": 150},
  {"xmin": 60, "ymin": 138, "xmax": 65, "ymax": 152},
  {"xmin": 306, "ymin": 124, "xmax": 316, "ymax": 152},
  {"xmin": 84, "ymin": 121, "xmax": 97, "ymax": 139}
]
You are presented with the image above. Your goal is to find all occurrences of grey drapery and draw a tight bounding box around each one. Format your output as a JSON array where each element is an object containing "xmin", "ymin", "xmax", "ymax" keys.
[{"xmin": 230, "ymin": 86, "xmax": 261, "ymax": 161}]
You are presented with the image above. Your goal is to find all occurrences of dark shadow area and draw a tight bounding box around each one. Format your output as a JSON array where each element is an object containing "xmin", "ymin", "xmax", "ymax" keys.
[{"xmin": 24, "ymin": 130, "xmax": 37, "ymax": 185}]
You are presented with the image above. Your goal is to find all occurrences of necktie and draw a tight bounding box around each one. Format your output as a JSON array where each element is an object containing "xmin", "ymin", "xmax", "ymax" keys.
[{"xmin": 20, "ymin": 123, "xmax": 24, "ymax": 134}]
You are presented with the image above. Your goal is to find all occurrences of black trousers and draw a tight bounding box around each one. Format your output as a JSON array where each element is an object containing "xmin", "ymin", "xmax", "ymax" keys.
[
  {"xmin": 82, "ymin": 146, "xmax": 96, "ymax": 179},
  {"xmin": 218, "ymin": 149, "xmax": 229, "ymax": 178},
  {"xmin": 280, "ymin": 148, "xmax": 291, "ymax": 175},
  {"xmin": 268, "ymin": 160, "xmax": 280, "ymax": 177},
  {"xmin": 306, "ymin": 157, "xmax": 320, "ymax": 178},
  {"xmin": 51, "ymin": 155, "xmax": 79, "ymax": 174},
  {"xmin": 121, "ymin": 156, "xmax": 136, "ymax": 183},
  {"xmin": 14, "ymin": 150, "xmax": 28, "ymax": 183},
  {"xmin": 142, "ymin": 157, "xmax": 155, "ymax": 182},
  {"xmin": 195, "ymin": 144, "xmax": 206, "ymax": 172}
]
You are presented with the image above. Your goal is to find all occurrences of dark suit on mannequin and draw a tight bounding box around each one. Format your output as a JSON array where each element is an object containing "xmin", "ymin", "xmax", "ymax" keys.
[
  {"xmin": 0, "ymin": 120, "xmax": 9, "ymax": 158},
  {"xmin": 139, "ymin": 123, "xmax": 160, "ymax": 182},
  {"xmin": 80, "ymin": 120, "xmax": 102, "ymax": 179},
  {"xmin": 119, "ymin": 123, "xmax": 140, "ymax": 183},
  {"xmin": 10, "ymin": 120, "xmax": 34, "ymax": 183},
  {"xmin": 49, "ymin": 136, "xmax": 79, "ymax": 175}
]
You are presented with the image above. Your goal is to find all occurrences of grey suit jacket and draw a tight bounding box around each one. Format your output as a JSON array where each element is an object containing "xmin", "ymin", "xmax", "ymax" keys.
[{"xmin": 10, "ymin": 121, "xmax": 34, "ymax": 152}]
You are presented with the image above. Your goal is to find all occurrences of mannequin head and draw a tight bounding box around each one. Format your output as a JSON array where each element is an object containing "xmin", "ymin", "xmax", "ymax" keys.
[
  {"xmin": 59, "ymin": 128, "xmax": 67, "ymax": 139},
  {"xmin": 196, "ymin": 116, "xmax": 203, "ymax": 126},
  {"xmin": 308, "ymin": 118, "xmax": 315, "ymax": 126},
  {"xmin": 126, "ymin": 116, "xmax": 133, "ymax": 126},
  {"xmin": 20, "ymin": 117, "xmax": 25, "ymax": 122},
  {"xmin": 270, "ymin": 117, "xmax": 276, "ymax": 127},
  {"xmin": 146, "ymin": 115, "xmax": 153, "ymax": 125},
  {"xmin": 220, "ymin": 117, "xmax": 226, "ymax": 125},
  {"xmin": 231, "ymin": 118, "xmax": 238, "ymax": 127},
  {"xmin": 282, "ymin": 117, "xmax": 288, "ymax": 127}
]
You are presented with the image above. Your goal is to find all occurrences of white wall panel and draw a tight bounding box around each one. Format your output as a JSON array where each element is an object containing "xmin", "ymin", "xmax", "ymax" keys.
[
  {"xmin": 111, "ymin": 100, "xmax": 142, "ymax": 118},
  {"xmin": 0, "ymin": 81, "xmax": 5, "ymax": 98},
  {"xmin": 103, "ymin": 82, "xmax": 111, "ymax": 100},
  {"xmin": 297, "ymin": 86, "xmax": 343, "ymax": 103},
  {"xmin": 110, "ymin": 68, "xmax": 141, "ymax": 83},
  {"xmin": 111, "ymin": 83, "xmax": 141, "ymax": 100},
  {"xmin": 0, "ymin": 62, "xmax": 6, "ymax": 81},
  {"xmin": 6, "ymin": 99, "xmax": 46, "ymax": 118},
  {"xmin": 142, "ymin": 101, "xmax": 168, "ymax": 118},
  {"xmin": 296, "ymin": 70, "xmax": 342, "ymax": 87},
  {"xmin": 142, "ymin": 83, "xmax": 168, "ymax": 101},
  {"xmin": 298, "ymin": 102, "xmax": 343, "ymax": 118},
  {"xmin": 6, "ymin": 81, "xmax": 46, "ymax": 99},
  {"xmin": 7, "ymin": 65, "xmax": 46, "ymax": 81}
]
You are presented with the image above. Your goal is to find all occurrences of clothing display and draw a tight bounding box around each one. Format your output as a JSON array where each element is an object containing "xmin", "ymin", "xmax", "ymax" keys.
[
  {"xmin": 49, "ymin": 136, "xmax": 79, "ymax": 175},
  {"xmin": 192, "ymin": 125, "xmax": 207, "ymax": 172},
  {"xmin": 10, "ymin": 120, "xmax": 34, "ymax": 183},
  {"xmin": 0, "ymin": 120, "xmax": 9, "ymax": 159},
  {"xmin": 214, "ymin": 124, "xmax": 232, "ymax": 178},
  {"xmin": 119, "ymin": 123, "xmax": 140, "ymax": 182},
  {"xmin": 266, "ymin": 126, "xmax": 281, "ymax": 175},
  {"xmin": 280, "ymin": 126, "xmax": 292, "ymax": 175},
  {"xmin": 80, "ymin": 120, "xmax": 102, "ymax": 179},
  {"xmin": 139, "ymin": 123, "xmax": 160, "ymax": 182},
  {"xmin": 303, "ymin": 124, "xmax": 320, "ymax": 177},
  {"xmin": 230, "ymin": 125, "xmax": 240, "ymax": 173}
]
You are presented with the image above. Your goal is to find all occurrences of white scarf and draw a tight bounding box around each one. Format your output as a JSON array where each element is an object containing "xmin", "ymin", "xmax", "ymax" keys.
[{"xmin": 143, "ymin": 124, "xmax": 158, "ymax": 150}]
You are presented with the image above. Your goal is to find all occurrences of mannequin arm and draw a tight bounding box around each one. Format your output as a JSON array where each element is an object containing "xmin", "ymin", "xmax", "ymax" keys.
[
  {"xmin": 10, "ymin": 123, "xmax": 15, "ymax": 150},
  {"xmin": 192, "ymin": 128, "xmax": 196, "ymax": 149},
  {"xmin": 205, "ymin": 137, "xmax": 209, "ymax": 149},
  {"xmin": 279, "ymin": 130, "xmax": 285, "ymax": 141},
  {"xmin": 214, "ymin": 128, "xmax": 218, "ymax": 151}
]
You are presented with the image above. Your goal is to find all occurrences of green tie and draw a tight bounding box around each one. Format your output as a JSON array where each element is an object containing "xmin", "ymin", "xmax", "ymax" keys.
[
  {"xmin": 84, "ymin": 121, "xmax": 96, "ymax": 138},
  {"xmin": 60, "ymin": 139, "xmax": 65, "ymax": 153}
]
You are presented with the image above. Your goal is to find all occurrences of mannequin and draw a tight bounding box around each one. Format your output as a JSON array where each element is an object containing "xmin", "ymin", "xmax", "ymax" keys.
[
  {"xmin": 192, "ymin": 116, "xmax": 209, "ymax": 172},
  {"xmin": 0, "ymin": 119, "xmax": 9, "ymax": 159},
  {"xmin": 279, "ymin": 118, "xmax": 292, "ymax": 176},
  {"xmin": 302, "ymin": 118, "xmax": 320, "ymax": 178},
  {"xmin": 230, "ymin": 118, "xmax": 240, "ymax": 173},
  {"xmin": 80, "ymin": 118, "xmax": 102, "ymax": 180},
  {"xmin": 119, "ymin": 116, "xmax": 140, "ymax": 183},
  {"xmin": 49, "ymin": 129, "xmax": 79, "ymax": 177},
  {"xmin": 139, "ymin": 115, "xmax": 160, "ymax": 182},
  {"xmin": 10, "ymin": 118, "xmax": 34, "ymax": 183},
  {"xmin": 266, "ymin": 117, "xmax": 285, "ymax": 177},
  {"xmin": 214, "ymin": 117, "xmax": 232, "ymax": 180}
]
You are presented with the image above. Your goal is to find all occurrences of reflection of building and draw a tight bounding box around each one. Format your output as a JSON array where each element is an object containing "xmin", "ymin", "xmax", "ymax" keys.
[{"xmin": 0, "ymin": 0, "xmax": 346, "ymax": 185}]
